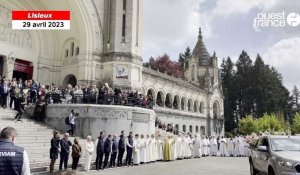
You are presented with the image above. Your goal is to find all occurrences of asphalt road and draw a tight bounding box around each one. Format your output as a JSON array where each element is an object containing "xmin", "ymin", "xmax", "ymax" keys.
[{"xmin": 75, "ymin": 157, "xmax": 250, "ymax": 175}]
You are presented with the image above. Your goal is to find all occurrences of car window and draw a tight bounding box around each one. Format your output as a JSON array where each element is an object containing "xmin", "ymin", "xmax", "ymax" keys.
[
  {"xmin": 271, "ymin": 138, "xmax": 300, "ymax": 151},
  {"xmin": 256, "ymin": 138, "xmax": 268, "ymax": 148}
]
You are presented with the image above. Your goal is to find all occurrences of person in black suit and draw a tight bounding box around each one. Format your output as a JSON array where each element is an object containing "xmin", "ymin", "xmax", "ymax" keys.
[
  {"xmin": 0, "ymin": 81, "xmax": 9, "ymax": 108},
  {"xmin": 125, "ymin": 132, "xmax": 134, "ymax": 166},
  {"xmin": 110, "ymin": 134, "xmax": 118, "ymax": 167},
  {"xmin": 59, "ymin": 133, "xmax": 72, "ymax": 170},
  {"xmin": 103, "ymin": 135, "xmax": 112, "ymax": 169},
  {"xmin": 95, "ymin": 132, "xmax": 105, "ymax": 170},
  {"xmin": 117, "ymin": 130, "xmax": 125, "ymax": 167}
]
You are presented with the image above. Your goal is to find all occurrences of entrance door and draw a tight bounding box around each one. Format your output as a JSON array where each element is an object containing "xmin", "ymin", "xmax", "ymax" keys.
[{"xmin": 12, "ymin": 59, "xmax": 33, "ymax": 80}]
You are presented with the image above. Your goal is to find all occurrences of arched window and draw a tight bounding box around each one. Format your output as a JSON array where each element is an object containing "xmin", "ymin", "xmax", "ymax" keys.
[
  {"xmin": 165, "ymin": 93, "xmax": 172, "ymax": 108},
  {"xmin": 156, "ymin": 91, "xmax": 164, "ymax": 106},
  {"xmin": 65, "ymin": 49, "xmax": 69, "ymax": 58},
  {"xmin": 189, "ymin": 125, "xmax": 193, "ymax": 133},
  {"xmin": 213, "ymin": 101, "xmax": 220, "ymax": 118},
  {"xmin": 181, "ymin": 97, "xmax": 186, "ymax": 110},
  {"xmin": 75, "ymin": 47, "xmax": 79, "ymax": 56},
  {"xmin": 196, "ymin": 126, "xmax": 199, "ymax": 133},
  {"xmin": 173, "ymin": 95, "xmax": 180, "ymax": 109},
  {"xmin": 71, "ymin": 42, "xmax": 74, "ymax": 57},
  {"xmin": 200, "ymin": 102, "xmax": 204, "ymax": 113}
]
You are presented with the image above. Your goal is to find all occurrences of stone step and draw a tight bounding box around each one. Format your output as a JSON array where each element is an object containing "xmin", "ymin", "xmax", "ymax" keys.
[
  {"xmin": 18, "ymin": 142, "xmax": 51, "ymax": 147},
  {"xmin": 0, "ymin": 108, "xmax": 92, "ymax": 174}
]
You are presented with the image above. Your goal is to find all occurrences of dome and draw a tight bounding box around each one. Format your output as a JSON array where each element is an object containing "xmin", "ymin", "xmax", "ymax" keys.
[{"xmin": 192, "ymin": 28, "xmax": 211, "ymax": 66}]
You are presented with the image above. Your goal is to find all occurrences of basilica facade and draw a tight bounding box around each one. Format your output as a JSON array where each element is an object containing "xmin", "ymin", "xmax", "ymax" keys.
[{"xmin": 0, "ymin": 0, "xmax": 224, "ymax": 136}]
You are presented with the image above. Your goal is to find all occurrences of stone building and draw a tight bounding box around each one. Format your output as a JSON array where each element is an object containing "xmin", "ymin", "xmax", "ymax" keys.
[{"xmin": 0, "ymin": 0, "xmax": 224, "ymax": 136}]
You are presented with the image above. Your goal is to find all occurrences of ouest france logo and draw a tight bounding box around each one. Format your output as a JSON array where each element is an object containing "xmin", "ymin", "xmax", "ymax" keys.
[{"xmin": 253, "ymin": 11, "xmax": 300, "ymax": 31}]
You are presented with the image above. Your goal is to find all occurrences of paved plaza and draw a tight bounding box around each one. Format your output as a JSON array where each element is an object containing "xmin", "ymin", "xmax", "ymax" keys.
[{"xmin": 76, "ymin": 157, "xmax": 249, "ymax": 175}]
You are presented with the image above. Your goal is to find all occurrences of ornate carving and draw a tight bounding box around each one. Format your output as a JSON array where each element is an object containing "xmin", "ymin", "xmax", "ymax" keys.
[{"xmin": 0, "ymin": 5, "xmax": 33, "ymax": 50}]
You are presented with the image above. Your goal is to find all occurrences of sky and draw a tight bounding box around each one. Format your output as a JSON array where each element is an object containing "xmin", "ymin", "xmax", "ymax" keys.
[{"xmin": 142, "ymin": 0, "xmax": 300, "ymax": 91}]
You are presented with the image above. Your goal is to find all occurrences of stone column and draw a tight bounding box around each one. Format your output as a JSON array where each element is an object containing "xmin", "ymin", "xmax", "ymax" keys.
[{"xmin": 3, "ymin": 56, "xmax": 15, "ymax": 79}]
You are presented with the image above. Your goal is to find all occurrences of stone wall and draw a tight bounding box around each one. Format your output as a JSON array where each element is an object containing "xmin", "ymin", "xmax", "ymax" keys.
[{"xmin": 45, "ymin": 104, "xmax": 155, "ymax": 139}]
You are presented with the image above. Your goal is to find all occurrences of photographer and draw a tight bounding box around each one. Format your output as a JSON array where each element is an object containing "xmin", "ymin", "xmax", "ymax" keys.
[{"xmin": 68, "ymin": 110, "xmax": 77, "ymax": 137}]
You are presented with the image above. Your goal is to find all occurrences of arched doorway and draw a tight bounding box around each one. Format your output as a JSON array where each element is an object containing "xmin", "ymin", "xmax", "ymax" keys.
[
  {"xmin": 181, "ymin": 97, "xmax": 186, "ymax": 110},
  {"xmin": 156, "ymin": 91, "xmax": 164, "ymax": 106},
  {"xmin": 173, "ymin": 95, "xmax": 180, "ymax": 109},
  {"xmin": 63, "ymin": 74, "xmax": 77, "ymax": 87},
  {"xmin": 165, "ymin": 93, "xmax": 172, "ymax": 108}
]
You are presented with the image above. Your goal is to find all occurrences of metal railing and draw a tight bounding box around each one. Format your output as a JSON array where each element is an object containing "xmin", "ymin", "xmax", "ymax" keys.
[{"xmin": 45, "ymin": 93, "xmax": 154, "ymax": 109}]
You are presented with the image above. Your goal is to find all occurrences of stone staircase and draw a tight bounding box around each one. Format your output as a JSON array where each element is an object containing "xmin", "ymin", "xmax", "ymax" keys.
[{"xmin": 0, "ymin": 108, "xmax": 93, "ymax": 174}]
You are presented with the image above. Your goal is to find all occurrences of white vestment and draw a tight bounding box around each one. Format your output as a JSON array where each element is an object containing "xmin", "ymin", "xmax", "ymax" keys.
[
  {"xmin": 219, "ymin": 138, "xmax": 227, "ymax": 156},
  {"xmin": 145, "ymin": 138, "xmax": 151, "ymax": 163},
  {"xmin": 193, "ymin": 138, "xmax": 202, "ymax": 158},
  {"xmin": 84, "ymin": 141, "xmax": 94, "ymax": 171},
  {"xmin": 156, "ymin": 138, "xmax": 163, "ymax": 160},
  {"xmin": 139, "ymin": 138, "xmax": 147, "ymax": 163},
  {"xmin": 133, "ymin": 139, "xmax": 140, "ymax": 165},
  {"xmin": 210, "ymin": 138, "xmax": 217, "ymax": 156},
  {"xmin": 234, "ymin": 136, "xmax": 240, "ymax": 156},
  {"xmin": 239, "ymin": 139, "xmax": 245, "ymax": 156},
  {"xmin": 149, "ymin": 138, "xmax": 157, "ymax": 161},
  {"xmin": 201, "ymin": 138, "xmax": 207, "ymax": 156},
  {"xmin": 227, "ymin": 139, "xmax": 234, "ymax": 156},
  {"xmin": 205, "ymin": 139, "xmax": 210, "ymax": 156},
  {"xmin": 183, "ymin": 137, "xmax": 192, "ymax": 158},
  {"xmin": 175, "ymin": 137, "xmax": 183, "ymax": 159}
]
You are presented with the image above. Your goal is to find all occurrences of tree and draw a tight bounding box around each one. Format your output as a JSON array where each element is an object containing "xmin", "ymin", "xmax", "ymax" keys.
[
  {"xmin": 238, "ymin": 115, "xmax": 259, "ymax": 135},
  {"xmin": 292, "ymin": 112, "xmax": 300, "ymax": 134},
  {"xmin": 178, "ymin": 47, "xmax": 191, "ymax": 70},
  {"xmin": 221, "ymin": 51, "xmax": 290, "ymax": 132},
  {"xmin": 144, "ymin": 54, "xmax": 183, "ymax": 78},
  {"xmin": 257, "ymin": 114, "xmax": 284, "ymax": 132},
  {"xmin": 234, "ymin": 50, "xmax": 253, "ymax": 118},
  {"xmin": 292, "ymin": 86, "xmax": 300, "ymax": 105},
  {"xmin": 220, "ymin": 57, "xmax": 236, "ymax": 131}
]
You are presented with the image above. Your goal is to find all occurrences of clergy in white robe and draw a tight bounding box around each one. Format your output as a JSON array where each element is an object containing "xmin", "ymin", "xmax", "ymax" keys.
[
  {"xmin": 205, "ymin": 137, "xmax": 210, "ymax": 156},
  {"xmin": 175, "ymin": 135, "xmax": 183, "ymax": 159},
  {"xmin": 227, "ymin": 138, "xmax": 234, "ymax": 156},
  {"xmin": 145, "ymin": 135, "xmax": 151, "ymax": 163},
  {"xmin": 149, "ymin": 134, "xmax": 157, "ymax": 162},
  {"xmin": 133, "ymin": 134, "xmax": 140, "ymax": 165},
  {"xmin": 183, "ymin": 135, "xmax": 192, "ymax": 158},
  {"xmin": 84, "ymin": 136, "xmax": 94, "ymax": 171},
  {"xmin": 156, "ymin": 135, "xmax": 163, "ymax": 161},
  {"xmin": 193, "ymin": 134, "xmax": 201, "ymax": 158},
  {"xmin": 239, "ymin": 138, "xmax": 245, "ymax": 157},
  {"xmin": 139, "ymin": 134, "xmax": 147, "ymax": 164},
  {"xmin": 219, "ymin": 136, "xmax": 227, "ymax": 156},
  {"xmin": 210, "ymin": 136, "xmax": 217, "ymax": 156},
  {"xmin": 234, "ymin": 136, "xmax": 241, "ymax": 156},
  {"xmin": 201, "ymin": 137, "xmax": 207, "ymax": 157},
  {"xmin": 169, "ymin": 136, "xmax": 176, "ymax": 160}
]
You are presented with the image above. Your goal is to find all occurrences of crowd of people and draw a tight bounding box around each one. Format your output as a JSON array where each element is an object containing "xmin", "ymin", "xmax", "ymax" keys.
[
  {"xmin": 0, "ymin": 76, "xmax": 154, "ymax": 122},
  {"xmin": 0, "ymin": 125, "xmax": 256, "ymax": 175},
  {"xmin": 49, "ymin": 127, "xmax": 256, "ymax": 173}
]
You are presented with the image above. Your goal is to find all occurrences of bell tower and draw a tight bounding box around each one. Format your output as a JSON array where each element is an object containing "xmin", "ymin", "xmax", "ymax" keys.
[{"xmin": 101, "ymin": 0, "xmax": 143, "ymax": 90}]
